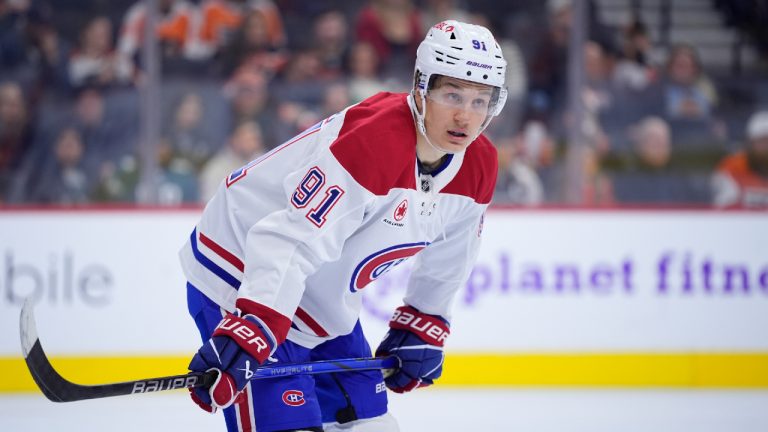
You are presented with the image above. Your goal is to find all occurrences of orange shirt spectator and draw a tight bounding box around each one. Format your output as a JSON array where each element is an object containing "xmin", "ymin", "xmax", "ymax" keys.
[
  {"xmin": 199, "ymin": 0, "xmax": 242, "ymax": 47},
  {"xmin": 712, "ymin": 111, "xmax": 768, "ymax": 208},
  {"xmin": 118, "ymin": 0, "xmax": 194, "ymax": 61},
  {"xmin": 198, "ymin": 0, "xmax": 285, "ymax": 54}
]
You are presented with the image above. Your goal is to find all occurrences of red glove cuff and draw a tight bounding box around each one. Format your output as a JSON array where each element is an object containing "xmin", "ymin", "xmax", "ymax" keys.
[
  {"xmin": 388, "ymin": 305, "xmax": 450, "ymax": 347},
  {"xmin": 212, "ymin": 314, "xmax": 273, "ymax": 364},
  {"xmin": 235, "ymin": 298, "xmax": 292, "ymax": 345}
]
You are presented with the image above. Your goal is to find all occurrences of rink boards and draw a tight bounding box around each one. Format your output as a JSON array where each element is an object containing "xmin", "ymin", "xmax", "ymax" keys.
[{"xmin": 0, "ymin": 208, "xmax": 766, "ymax": 392}]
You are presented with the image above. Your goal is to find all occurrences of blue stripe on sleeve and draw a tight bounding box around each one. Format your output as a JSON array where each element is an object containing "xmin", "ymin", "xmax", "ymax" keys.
[{"xmin": 190, "ymin": 229, "xmax": 242, "ymax": 289}]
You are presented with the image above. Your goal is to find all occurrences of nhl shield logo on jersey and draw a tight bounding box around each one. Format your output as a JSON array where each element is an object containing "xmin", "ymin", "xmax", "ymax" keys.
[
  {"xmin": 394, "ymin": 199, "xmax": 408, "ymax": 221},
  {"xmin": 282, "ymin": 390, "xmax": 306, "ymax": 406},
  {"xmin": 350, "ymin": 242, "xmax": 428, "ymax": 292}
]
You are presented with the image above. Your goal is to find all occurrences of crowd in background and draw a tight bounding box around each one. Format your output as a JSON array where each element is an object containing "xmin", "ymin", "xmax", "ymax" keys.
[{"xmin": 1, "ymin": 0, "xmax": 767, "ymax": 207}]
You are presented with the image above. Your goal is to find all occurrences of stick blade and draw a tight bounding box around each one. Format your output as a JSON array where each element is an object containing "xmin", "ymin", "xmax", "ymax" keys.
[
  {"xmin": 20, "ymin": 297, "xmax": 38, "ymax": 359},
  {"xmin": 19, "ymin": 298, "xmax": 76, "ymax": 402},
  {"xmin": 18, "ymin": 299, "xmax": 214, "ymax": 402}
]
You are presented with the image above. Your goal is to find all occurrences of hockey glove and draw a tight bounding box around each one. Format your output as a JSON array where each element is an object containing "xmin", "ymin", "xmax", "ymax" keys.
[
  {"xmin": 188, "ymin": 311, "xmax": 276, "ymax": 413},
  {"xmin": 375, "ymin": 305, "xmax": 450, "ymax": 393}
]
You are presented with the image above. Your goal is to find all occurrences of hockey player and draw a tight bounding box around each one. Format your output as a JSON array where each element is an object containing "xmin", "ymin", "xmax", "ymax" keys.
[{"xmin": 182, "ymin": 20, "xmax": 508, "ymax": 431}]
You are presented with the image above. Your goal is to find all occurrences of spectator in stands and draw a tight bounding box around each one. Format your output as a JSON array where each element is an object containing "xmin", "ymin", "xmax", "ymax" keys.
[
  {"xmin": 494, "ymin": 119, "xmax": 559, "ymax": 203},
  {"xmin": 604, "ymin": 20, "xmax": 660, "ymax": 155},
  {"xmin": 346, "ymin": 41, "xmax": 390, "ymax": 103},
  {"xmin": 197, "ymin": 0, "xmax": 243, "ymax": 59},
  {"xmin": 273, "ymin": 48, "xmax": 328, "ymax": 106},
  {"xmin": 163, "ymin": 90, "xmax": 214, "ymax": 171},
  {"xmin": 216, "ymin": 6, "xmax": 288, "ymax": 78},
  {"xmin": 198, "ymin": 0, "xmax": 284, "ymax": 57},
  {"xmin": 223, "ymin": 67, "xmax": 278, "ymax": 149},
  {"xmin": 199, "ymin": 120, "xmax": 265, "ymax": 202},
  {"xmin": 117, "ymin": 0, "xmax": 195, "ymax": 73},
  {"xmin": 70, "ymin": 86, "xmax": 133, "ymax": 173},
  {"xmin": 611, "ymin": 116, "xmax": 708, "ymax": 203},
  {"xmin": 613, "ymin": 18, "xmax": 657, "ymax": 92},
  {"xmin": 271, "ymin": 99, "xmax": 320, "ymax": 147},
  {"xmin": 644, "ymin": 44, "xmax": 727, "ymax": 172},
  {"xmin": 91, "ymin": 151, "xmax": 140, "ymax": 203},
  {"xmin": 26, "ymin": 125, "xmax": 92, "ymax": 204},
  {"xmin": 583, "ymin": 40, "xmax": 617, "ymax": 122},
  {"xmin": 661, "ymin": 44, "xmax": 718, "ymax": 121},
  {"xmin": 0, "ymin": 80, "xmax": 33, "ymax": 202},
  {"xmin": 320, "ymin": 82, "xmax": 350, "ymax": 118},
  {"xmin": 69, "ymin": 15, "xmax": 134, "ymax": 89},
  {"xmin": 354, "ymin": 0, "xmax": 422, "ymax": 84},
  {"xmin": 7, "ymin": 2, "xmax": 71, "ymax": 96},
  {"xmin": 311, "ymin": 10, "xmax": 350, "ymax": 79},
  {"xmin": 15, "ymin": 85, "xmax": 138, "ymax": 204},
  {"xmin": 582, "ymin": 40, "xmax": 628, "ymax": 160},
  {"xmin": 155, "ymin": 137, "xmax": 200, "ymax": 205},
  {"xmin": 712, "ymin": 110, "xmax": 768, "ymax": 208},
  {"xmin": 494, "ymin": 133, "xmax": 545, "ymax": 206}
]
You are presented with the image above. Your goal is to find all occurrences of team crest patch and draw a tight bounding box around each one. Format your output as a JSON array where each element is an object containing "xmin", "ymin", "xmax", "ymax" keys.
[
  {"xmin": 349, "ymin": 242, "xmax": 428, "ymax": 292},
  {"xmin": 282, "ymin": 390, "xmax": 305, "ymax": 406},
  {"xmin": 383, "ymin": 199, "xmax": 409, "ymax": 227},
  {"xmin": 394, "ymin": 199, "xmax": 408, "ymax": 221}
]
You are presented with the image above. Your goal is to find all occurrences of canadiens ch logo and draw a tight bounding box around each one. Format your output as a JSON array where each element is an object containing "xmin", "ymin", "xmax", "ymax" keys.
[
  {"xmin": 349, "ymin": 242, "xmax": 428, "ymax": 292},
  {"xmin": 282, "ymin": 390, "xmax": 305, "ymax": 406}
]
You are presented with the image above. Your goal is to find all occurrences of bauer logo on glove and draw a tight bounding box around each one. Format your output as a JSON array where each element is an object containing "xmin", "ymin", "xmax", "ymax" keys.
[
  {"xmin": 390, "ymin": 306, "xmax": 450, "ymax": 346},
  {"xmin": 188, "ymin": 311, "xmax": 277, "ymax": 413},
  {"xmin": 376, "ymin": 305, "xmax": 450, "ymax": 393}
]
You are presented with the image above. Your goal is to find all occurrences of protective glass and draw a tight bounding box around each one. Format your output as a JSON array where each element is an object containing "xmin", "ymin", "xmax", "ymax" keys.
[{"xmin": 426, "ymin": 85, "xmax": 500, "ymax": 116}]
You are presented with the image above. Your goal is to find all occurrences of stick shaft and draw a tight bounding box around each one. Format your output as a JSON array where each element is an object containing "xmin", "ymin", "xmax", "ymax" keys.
[{"xmin": 20, "ymin": 299, "xmax": 398, "ymax": 402}]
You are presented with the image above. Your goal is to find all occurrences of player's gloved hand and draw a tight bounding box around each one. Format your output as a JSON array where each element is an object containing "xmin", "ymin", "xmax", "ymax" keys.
[
  {"xmin": 375, "ymin": 305, "xmax": 450, "ymax": 393},
  {"xmin": 188, "ymin": 310, "xmax": 276, "ymax": 413}
]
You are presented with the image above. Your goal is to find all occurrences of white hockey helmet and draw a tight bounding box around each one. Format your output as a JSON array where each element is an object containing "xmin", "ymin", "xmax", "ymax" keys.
[
  {"xmin": 409, "ymin": 20, "xmax": 508, "ymax": 152},
  {"xmin": 414, "ymin": 20, "xmax": 508, "ymax": 116}
]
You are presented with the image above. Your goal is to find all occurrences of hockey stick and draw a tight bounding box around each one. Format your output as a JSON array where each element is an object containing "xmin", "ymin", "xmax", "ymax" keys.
[{"xmin": 20, "ymin": 299, "xmax": 399, "ymax": 402}]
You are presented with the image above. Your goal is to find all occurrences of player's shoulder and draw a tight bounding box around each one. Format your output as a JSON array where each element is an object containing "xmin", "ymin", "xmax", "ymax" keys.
[
  {"xmin": 330, "ymin": 92, "xmax": 417, "ymax": 195},
  {"xmin": 442, "ymin": 134, "xmax": 498, "ymax": 204}
]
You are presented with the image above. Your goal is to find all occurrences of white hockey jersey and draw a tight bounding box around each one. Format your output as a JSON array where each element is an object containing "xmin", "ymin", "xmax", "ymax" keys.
[{"xmin": 179, "ymin": 92, "xmax": 497, "ymax": 348}]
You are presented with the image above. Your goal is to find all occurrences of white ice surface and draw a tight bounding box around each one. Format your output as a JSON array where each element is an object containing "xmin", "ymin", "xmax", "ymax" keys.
[{"xmin": 1, "ymin": 388, "xmax": 767, "ymax": 431}]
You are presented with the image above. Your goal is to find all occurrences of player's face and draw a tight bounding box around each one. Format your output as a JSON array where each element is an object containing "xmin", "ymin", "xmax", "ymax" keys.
[{"xmin": 424, "ymin": 77, "xmax": 494, "ymax": 153}]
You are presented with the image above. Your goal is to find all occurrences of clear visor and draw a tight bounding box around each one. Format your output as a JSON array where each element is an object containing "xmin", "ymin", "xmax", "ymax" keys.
[{"xmin": 426, "ymin": 84, "xmax": 502, "ymax": 116}]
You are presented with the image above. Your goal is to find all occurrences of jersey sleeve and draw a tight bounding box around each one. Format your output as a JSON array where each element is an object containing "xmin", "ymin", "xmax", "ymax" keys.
[
  {"xmin": 233, "ymin": 149, "xmax": 374, "ymax": 342},
  {"xmin": 403, "ymin": 203, "xmax": 487, "ymax": 320}
]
